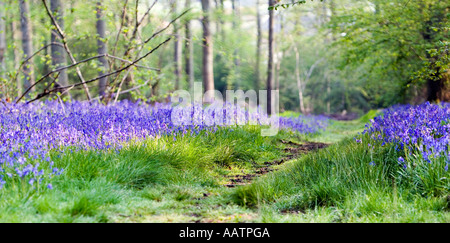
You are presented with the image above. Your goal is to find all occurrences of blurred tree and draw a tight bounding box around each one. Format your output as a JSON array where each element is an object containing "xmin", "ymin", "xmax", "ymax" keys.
[
  {"xmin": 96, "ymin": 1, "xmax": 108, "ymax": 97},
  {"xmin": 267, "ymin": 0, "xmax": 276, "ymax": 115},
  {"xmin": 19, "ymin": 0, "xmax": 35, "ymax": 93},
  {"xmin": 0, "ymin": 0, "xmax": 6, "ymax": 80},
  {"xmin": 255, "ymin": 0, "xmax": 262, "ymax": 92},
  {"xmin": 184, "ymin": 0, "xmax": 194, "ymax": 91},
  {"xmin": 171, "ymin": 0, "xmax": 182, "ymax": 90},
  {"xmin": 329, "ymin": 0, "xmax": 449, "ymax": 104},
  {"xmin": 50, "ymin": 0, "xmax": 68, "ymax": 87},
  {"xmin": 232, "ymin": 0, "xmax": 241, "ymax": 89}
]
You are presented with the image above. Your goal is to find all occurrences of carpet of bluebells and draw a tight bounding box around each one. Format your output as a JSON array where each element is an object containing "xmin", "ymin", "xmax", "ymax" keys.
[
  {"xmin": 363, "ymin": 102, "xmax": 450, "ymax": 173},
  {"xmin": 280, "ymin": 114, "xmax": 329, "ymax": 135},
  {"xmin": 0, "ymin": 100, "xmax": 328, "ymax": 191}
]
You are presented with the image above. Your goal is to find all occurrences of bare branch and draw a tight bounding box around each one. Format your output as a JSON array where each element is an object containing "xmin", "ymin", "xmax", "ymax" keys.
[
  {"xmin": 106, "ymin": 8, "xmax": 187, "ymax": 103},
  {"xmin": 131, "ymin": 0, "xmax": 158, "ymax": 40},
  {"xmin": 27, "ymin": 38, "xmax": 171, "ymax": 103},
  {"xmin": 16, "ymin": 53, "xmax": 108, "ymax": 103},
  {"xmin": 304, "ymin": 58, "xmax": 324, "ymax": 83},
  {"xmin": 114, "ymin": 68, "xmax": 133, "ymax": 103},
  {"xmin": 139, "ymin": 0, "xmax": 157, "ymax": 25},
  {"xmin": 142, "ymin": 8, "xmax": 190, "ymax": 45},
  {"xmin": 122, "ymin": 0, "xmax": 159, "ymax": 58},
  {"xmin": 135, "ymin": 0, "xmax": 139, "ymax": 31}
]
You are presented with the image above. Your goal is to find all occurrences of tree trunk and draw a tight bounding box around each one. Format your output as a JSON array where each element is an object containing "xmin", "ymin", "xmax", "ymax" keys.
[
  {"xmin": 220, "ymin": 0, "xmax": 225, "ymax": 42},
  {"xmin": 50, "ymin": 0, "xmax": 69, "ymax": 87},
  {"xmin": 184, "ymin": 0, "xmax": 194, "ymax": 92},
  {"xmin": 0, "ymin": 1, "xmax": 6, "ymax": 80},
  {"xmin": 442, "ymin": 71, "xmax": 450, "ymax": 102},
  {"xmin": 232, "ymin": 0, "xmax": 241, "ymax": 89},
  {"xmin": 275, "ymin": 52, "xmax": 281, "ymax": 92},
  {"xmin": 171, "ymin": 0, "xmax": 182, "ymax": 90},
  {"xmin": 39, "ymin": 16, "xmax": 51, "ymax": 76},
  {"xmin": 214, "ymin": 0, "xmax": 220, "ymax": 36},
  {"xmin": 267, "ymin": 0, "xmax": 275, "ymax": 115},
  {"xmin": 11, "ymin": 21, "xmax": 22, "ymax": 96},
  {"xmin": 294, "ymin": 46, "xmax": 306, "ymax": 114},
  {"xmin": 96, "ymin": 1, "xmax": 108, "ymax": 97},
  {"xmin": 275, "ymin": 12, "xmax": 283, "ymax": 92},
  {"xmin": 121, "ymin": 6, "xmax": 134, "ymax": 101},
  {"xmin": 201, "ymin": 0, "xmax": 215, "ymax": 102},
  {"xmin": 427, "ymin": 74, "xmax": 450, "ymax": 102},
  {"xmin": 255, "ymin": 0, "xmax": 261, "ymax": 92},
  {"xmin": 326, "ymin": 75, "xmax": 331, "ymax": 114},
  {"xmin": 19, "ymin": 0, "xmax": 35, "ymax": 93},
  {"xmin": 0, "ymin": 1, "xmax": 5, "ymax": 98}
]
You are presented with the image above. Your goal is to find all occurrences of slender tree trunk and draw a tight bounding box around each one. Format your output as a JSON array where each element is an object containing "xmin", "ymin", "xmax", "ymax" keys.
[
  {"xmin": 220, "ymin": 0, "xmax": 225, "ymax": 42},
  {"xmin": 294, "ymin": 46, "xmax": 306, "ymax": 114},
  {"xmin": 171, "ymin": 0, "xmax": 182, "ymax": 90},
  {"xmin": 50, "ymin": 0, "xmax": 69, "ymax": 87},
  {"xmin": 232, "ymin": 0, "xmax": 241, "ymax": 89},
  {"xmin": 154, "ymin": 46, "xmax": 167, "ymax": 99},
  {"xmin": 38, "ymin": 16, "xmax": 51, "ymax": 77},
  {"xmin": 121, "ymin": 7, "xmax": 134, "ymax": 100},
  {"xmin": 214, "ymin": 0, "xmax": 220, "ymax": 36},
  {"xmin": 326, "ymin": 75, "xmax": 331, "ymax": 113},
  {"xmin": 213, "ymin": 0, "xmax": 225, "ymax": 43},
  {"xmin": 275, "ymin": 54, "xmax": 281, "ymax": 91},
  {"xmin": 96, "ymin": 1, "xmax": 108, "ymax": 97},
  {"xmin": 275, "ymin": 12, "xmax": 284, "ymax": 92},
  {"xmin": 184, "ymin": 0, "xmax": 194, "ymax": 91},
  {"xmin": 0, "ymin": 1, "xmax": 6, "ymax": 98},
  {"xmin": 11, "ymin": 21, "xmax": 22, "ymax": 96},
  {"xmin": 0, "ymin": 1, "xmax": 6, "ymax": 79},
  {"xmin": 255, "ymin": 0, "xmax": 261, "ymax": 92},
  {"xmin": 267, "ymin": 0, "xmax": 275, "ymax": 115},
  {"xmin": 19, "ymin": 0, "xmax": 35, "ymax": 93},
  {"xmin": 327, "ymin": 0, "xmax": 333, "ymax": 113},
  {"xmin": 201, "ymin": 0, "xmax": 215, "ymax": 101}
]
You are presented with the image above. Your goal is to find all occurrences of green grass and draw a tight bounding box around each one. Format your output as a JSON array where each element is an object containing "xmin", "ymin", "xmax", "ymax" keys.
[
  {"xmin": 232, "ymin": 125, "xmax": 450, "ymax": 222},
  {"xmin": 1, "ymin": 110, "xmax": 448, "ymax": 222},
  {"xmin": 0, "ymin": 125, "xmax": 301, "ymax": 222}
]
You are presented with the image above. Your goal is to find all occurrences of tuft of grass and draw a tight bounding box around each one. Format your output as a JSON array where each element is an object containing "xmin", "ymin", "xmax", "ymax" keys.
[
  {"xmin": 358, "ymin": 109, "xmax": 381, "ymax": 123},
  {"xmin": 67, "ymin": 196, "xmax": 100, "ymax": 217},
  {"xmin": 0, "ymin": 125, "xmax": 301, "ymax": 222}
]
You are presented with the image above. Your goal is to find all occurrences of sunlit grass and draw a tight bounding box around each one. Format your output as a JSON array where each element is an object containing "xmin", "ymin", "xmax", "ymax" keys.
[
  {"xmin": 0, "ymin": 125, "xmax": 295, "ymax": 222},
  {"xmin": 232, "ymin": 125, "xmax": 450, "ymax": 222},
  {"xmin": 1, "ymin": 109, "xmax": 447, "ymax": 223}
]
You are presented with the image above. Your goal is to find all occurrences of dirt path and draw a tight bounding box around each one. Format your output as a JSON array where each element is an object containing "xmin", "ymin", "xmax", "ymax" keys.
[{"xmin": 224, "ymin": 140, "xmax": 329, "ymax": 188}]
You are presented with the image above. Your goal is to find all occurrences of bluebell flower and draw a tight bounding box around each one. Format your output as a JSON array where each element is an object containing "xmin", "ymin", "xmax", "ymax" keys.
[{"xmin": 0, "ymin": 100, "xmax": 330, "ymax": 190}]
